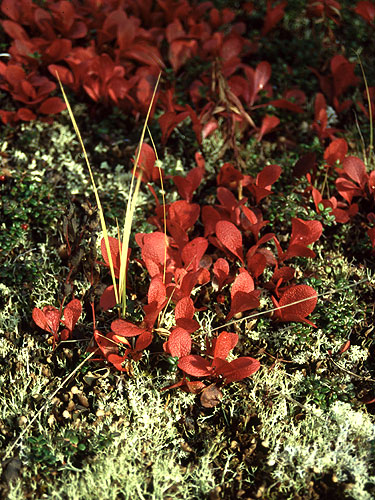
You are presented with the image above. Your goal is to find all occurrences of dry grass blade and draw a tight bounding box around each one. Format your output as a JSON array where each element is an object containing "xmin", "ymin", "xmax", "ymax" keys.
[
  {"xmin": 118, "ymin": 72, "xmax": 161, "ymax": 317},
  {"xmin": 56, "ymin": 72, "xmax": 119, "ymax": 305}
]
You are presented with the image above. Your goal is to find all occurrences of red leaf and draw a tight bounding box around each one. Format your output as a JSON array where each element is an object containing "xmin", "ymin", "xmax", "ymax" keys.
[
  {"xmin": 101, "ymin": 237, "xmax": 122, "ymax": 278},
  {"xmin": 241, "ymin": 205, "xmax": 258, "ymax": 225},
  {"xmin": 169, "ymin": 200, "xmax": 200, "ymax": 231},
  {"xmin": 247, "ymin": 252, "xmax": 267, "ymax": 279},
  {"xmin": 273, "ymin": 285, "xmax": 317, "ymax": 326},
  {"xmin": 213, "ymin": 331, "xmax": 238, "ymax": 359},
  {"xmin": 178, "ymin": 355, "xmax": 212, "ymax": 377},
  {"xmin": 165, "ymin": 328, "xmax": 192, "ymax": 358},
  {"xmin": 134, "ymin": 143, "xmax": 158, "ymax": 183},
  {"xmin": 216, "ymin": 220, "xmax": 244, "ymax": 263},
  {"xmin": 217, "ymin": 163, "xmax": 243, "ymax": 188},
  {"xmin": 231, "ymin": 269, "xmax": 255, "ymax": 298},
  {"xmin": 159, "ymin": 110, "xmax": 189, "ymax": 144},
  {"xmin": 38, "ymin": 97, "xmax": 66, "ymax": 115},
  {"xmin": 355, "ymin": 1, "xmax": 375, "ymax": 24},
  {"xmin": 168, "ymin": 39, "xmax": 198, "ymax": 72},
  {"xmin": 286, "ymin": 218, "xmax": 322, "ymax": 260},
  {"xmin": 99, "ymin": 285, "xmax": 117, "ymax": 311},
  {"xmin": 257, "ymin": 115, "xmax": 280, "ymax": 141},
  {"xmin": 216, "ymin": 357, "xmax": 261, "ymax": 383},
  {"xmin": 293, "ymin": 152, "xmax": 317, "ymax": 178},
  {"xmin": 39, "ymin": 306, "xmax": 61, "ymax": 335},
  {"xmin": 147, "ymin": 275, "xmax": 166, "ymax": 309},
  {"xmin": 202, "ymin": 206, "xmax": 222, "ymax": 237},
  {"xmin": 213, "ymin": 258, "xmax": 230, "ymax": 291},
  {"xmin": 111, "ymin": 319, "xmax": 147, "ymax": 338},
  {"xmin": 17, "ymin": 108, "xmax": 36, "ymax": 121},
  {"xmin": 173, "ymin": 166, "xmax": 203, "ymax": 202},
  {"xmin": 135, "ymin": 331, "xmax": 153, "ymax": 351},
  {"xmin": 338, "ymin": 340, "xmax": 350, "ymax": 355},
  {"xmin": 261, "ymin": 0, "xmax": 287, "ymax": 36},
  {"xmin": 140, "ymin": 232, "xmax": 169, "ymax": 271},
  {"xmin": 32, "ymin": 307, "xmax": 50, "ymax": 332},
  {"xmin": 246, "ymin": 61, "xmax": 271, "ymax": 106},
  {"xmin": 94, "ymin": 329, "xmax": 119, "ymax": 359},
  {"xmin": 175, "ymin": 297, "xmax": 195, "ymax": 321},
  {"xmin": 226, "ymin": 270, "xmax": 260, "ymax": 320},
  {"xmin": 181, "ymin": 237, "xmax": 208, "ymax": 271},
  {"xmin": 342, "ymin": 156, "xmax": 368, "ymax": 188},
  {"xmin": 257, "ymin": 164, "xmax": 282, "ymax": 188},
  {"xmin": 63, "ymin": 298, "xmax": 81, "ymax": 332},
  {"xmin": 324, "ymin": 138, "xmax": 348, "ymax": 166},
  {"xmin": 267, "ymin": 98, "xmax": 303, "ymax": 113}
]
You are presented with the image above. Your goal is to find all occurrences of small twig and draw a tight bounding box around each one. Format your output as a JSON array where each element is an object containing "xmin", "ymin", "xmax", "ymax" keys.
[{"xmin": 329, "ymin": 357, "xmax": 375, "ymax": 383}]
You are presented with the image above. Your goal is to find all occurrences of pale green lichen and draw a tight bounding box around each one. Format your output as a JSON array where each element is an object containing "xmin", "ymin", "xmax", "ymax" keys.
[{"xmin": 246, "ymin": 365, "xmax": 375, "ymax": 499}]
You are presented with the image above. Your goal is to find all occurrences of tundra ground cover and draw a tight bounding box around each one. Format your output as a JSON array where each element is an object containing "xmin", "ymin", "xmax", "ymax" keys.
[{"xmin": 1, "ymin": 0, "xmax": 375, "ymax": 498}]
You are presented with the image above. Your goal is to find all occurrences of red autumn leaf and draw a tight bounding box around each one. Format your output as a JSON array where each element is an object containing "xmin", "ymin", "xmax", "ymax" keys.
[
  {"xmin": 139, "ymin": 232, "xmax": 169, "ymax": 274},
  {"xmin": 169, "ymin": 39, "xmax": 198, "ymax": 72},
  {"xmin": 355, "ymin": 1, "xmax": 375, "ymax": 24},
  {"xmin": 134, "ymin": 143, "xmax": 162, "ymax": 184},
  {"xmin": 272, "ymin": 284, "xmax": 318, "ymax": 326},
  {"xmin": 367, "ymin": 227, "xmax": 375, "ymax": 248},
  {"xmin": 226, "ymin": 270, "xmax": 260, "ymax": 320},
  {"xmin": 169, "ymin": 200, "xmax": 200, "ymax": 231},
  {"xmin": 94, "ymin": 329, "xmax": 119, "ymax": 359},
  {"xmin": 267, "ymin": 98, "xmax": 303, "ymax": 113},
  {"xmin": 99, "ymin": 285, "xmax": 117, "ymax": 312},
  {"xmin": 32, "ymin": 307, "xmax": 49, "ymax": 332},
  {"xmin": 246, "ymin": 61, "xmax": 272, "ymax": 106},
  {"xmin": 324, "ymin": 138, "xmax": 348, "ymax": 166},
  {"xmin": 178, "ymin": 354, "xmax": 212, "ymax": 377},
  {"xmin": 247, "ymin": 252, "xmax": 267, "ymax": 279},
  {"xmin": 215, "ymin": 357, "xmax": 261, "ymax": 383},
  {"xmin": 213, "ymin": 258, "xmax": 230, "ymax": 291},
  {"xmin": 217, "ymin": 163, "xmax": 243, "ymax": 189},
  {"xmin": 159, "ymin": 110, "xmax": 190, "ymax": 144},
  {"xmin": 165, "ymin": 327, "xmax": 192, "ymax": 358},
  {"xmin": 256, "ymin": 115, "xmax": 280, "ymax": 141},
  {"xmin": 32, "ymin": 305, "xmax": 61, "ymax": 335},
  {"xmin": 63, "ymin": 298, "xmax": 81, "ymax": 332},
  {"xmin": 37, "ymin": 97, "xmax": 66, "ymax": 115},
  {"xmin": 261, "ymin": 0, "xmax": 287, "ymax": 36},
  {"xmin": 181, "ymin": 237, "xmax": 208, "ymax": 271},
  {"xmin": 256, "ymin": 164, "xmax": 282, "ymax": 188},
  {"xmin": 173, "ymin": 166, "xmax": 203, "ymax": 202},
  {"xmin": 135, "ymin": 330, "xmax": 153, "ymax": 351},
  {"xmin": 293, "ymin": 152, "xmax": 317, "ymax": 178},
  {"xmin": 342, "ymin": 156, "xmax": 368, "ymax": 188},
  {"xmin": 101, "ymin": 237, "xmax": 123, "ymax": 278},
  {"xmin": 17, "ymin": 108, "xmax": 36, "ymax": 121},
  {"xmin": 216, "ymin": 220, "xmax": 244, "ymax": 264},
  {"xmin": 285, "ymin": 218, "xmax": 323, "ymax": 260},
  {"xmin": 338, "ymin": 340, "xmax": 351, "ymax": 355},
  {"xmin": 111, "ymin": 319, "xmax": 147, "ymax": 338},
  {"xmin": 175, "ymin": 296, "xmax": 195, "ymax": 321},
  {"xmin": 147, "ymin": 275, "xmax": 166, "ymax": 309},
  {"xmin": 213, "ymin": 331, "xmax": 238, "ymax": 359},
  {"xmin": 241, "ymin": 205, "xmax": 258, "ymax": 225},
  {"xmin": 231, "ymin": 269, "xmax": 255, "ymax": 298}
]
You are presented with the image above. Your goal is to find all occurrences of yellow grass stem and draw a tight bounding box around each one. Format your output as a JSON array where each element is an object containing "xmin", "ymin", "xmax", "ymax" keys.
[
  {"xmin": 56, "ymin": 73, "xmax": 119, "ymax": 305},
  {"xmin": 118, "ymin": 72, "xmax": 162, "ymax": 317},
  {"xmin": 147, "ymin": 125, "xmax": 168, "ymax": 285},
  {"xmin": 356, "ymin": 52, "xmax": 374, "ymax": 166}
]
